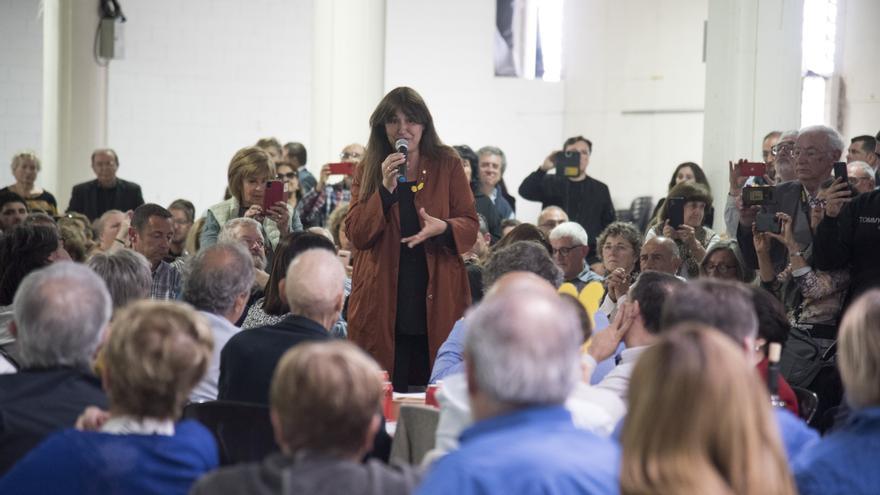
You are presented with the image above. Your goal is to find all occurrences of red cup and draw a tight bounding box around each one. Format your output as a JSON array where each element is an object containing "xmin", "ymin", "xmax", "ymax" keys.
[
  {"xmin": 425, "ymin": 383, "xmax": 441, "ymax": 408},
  {"xmin": 382, "ymin": 381, "xmax": 395, "ymax": 421}
]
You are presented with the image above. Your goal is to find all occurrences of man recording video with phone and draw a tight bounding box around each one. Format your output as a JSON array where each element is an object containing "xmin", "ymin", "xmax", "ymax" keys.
[
  {"xmin": 519, "ymin": 135, "xmax": 615, "ymax": 267},
  {"xmin": 300, "ymin": 143, "xmax": 364, "ymax": 228},
  {"xmin": 736, "ymin": 125, "xmax": 847, "ymax": 275}
]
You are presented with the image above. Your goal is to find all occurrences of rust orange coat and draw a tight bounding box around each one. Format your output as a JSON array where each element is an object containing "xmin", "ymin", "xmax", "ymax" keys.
[{"xmin": 345, "ymin": 154, "xmax": 478, "ymax": 374}]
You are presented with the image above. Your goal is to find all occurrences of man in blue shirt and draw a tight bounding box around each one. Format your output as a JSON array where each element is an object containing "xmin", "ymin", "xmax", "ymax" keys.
[{"xmin": 417, "ymin": 279, "xmax": 619, "ymax": 495}]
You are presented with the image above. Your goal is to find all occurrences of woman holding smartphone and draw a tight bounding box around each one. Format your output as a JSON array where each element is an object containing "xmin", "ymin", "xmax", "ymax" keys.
[
  {"xmin": 200, "ymin": 146, "xmax": 302, "ymax": 250},
  {"xmin": 345, "ymin": 87, "xmax": 478, "ymax": 392}
]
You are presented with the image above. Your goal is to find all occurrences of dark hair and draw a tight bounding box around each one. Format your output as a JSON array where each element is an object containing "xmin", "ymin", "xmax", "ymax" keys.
[
  {"xmin": 483, "ymin": 240, "xmax": 562, "ymax": 288},
  {"xmin": 453, "ymin": 144, "xmax": 479, "ymax": 186},
  {"xmin": 131, "ymin": 203, "xmax": 172, "ymax": 232},
  {"xmin": 500, "ymin": 218, "xmax": 520, "ymax": 230},
  {"xmin": 563, "ymin": 135, "xmax": 593, "ymax": 154},
  {"xmin": 357, "ymin": 87, "xmax": 457, "ymax": 199},
  {"xmin": 666, "ymin": 162, "xmax": 711, "ymax": 191},
  {"xmin": 0, "ymin": 225, "xmax": 60, "ymax": 304},
  {"xmin": 629, "ymin": 271, "xmax": 685, "ymax": 335},
  {"xmin": 661, "ymin": 279, "xmax": 758, "ymax": 345},
  {"xmin": 851, "ymin": 135, "xmax": 877, "ymax": 155},
  {"xmin": 168, "ymin": 199, "xmax": 195, "ymax": 223},
  {"xmin": 652, "ymin": 181, "xmax": 713, "ymax": 230},
  {"xmin": 0, "ymin": 190, "xmax": 26, "ymax": 210},
  {"xmin": 284, "ymin": 142, "xmax": 307, "ymax": 166},
  {"xmin": 493, "ymin": 223, "xmax": 551, "ymax": 254},
  {"xmin": 262, "ymin": 232, "xmax": 337, "ymax": 315},
  {"xmin": 750, "ymin": 286, "xmax": 790, "ymax": 346}
]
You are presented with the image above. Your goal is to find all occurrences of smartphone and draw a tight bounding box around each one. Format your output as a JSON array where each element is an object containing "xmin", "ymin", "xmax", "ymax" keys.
[
  {"xmin": 666, "ymin": 196, "xmax": 685, "ymax": 228},
  {"xmin": 739, "ymin": 162, "xmax": 767, "ymax": 177},
  {"xmin": 833, "ymin": 161, "xmax": 848, "ymax": 183},
  {"xmin": 741, "ymin": 185, "xmax": 775, "ymax": 207},
  {"xmin": 554, "ymin": 151, "xmax": 580, "ymax": 177},
  {"xmin": 755, "ymin": 212, "xmax": 781, "ymax": 234},
  {"xmin": 328, "ymin": 162, "xmax": 355, "ymax": 176},
  {"xmin": 263, "ymin": 180, "xmax": 286, "ymax": 210}
]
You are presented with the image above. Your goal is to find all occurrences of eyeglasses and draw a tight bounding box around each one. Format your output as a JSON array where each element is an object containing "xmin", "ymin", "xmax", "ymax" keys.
[
  {"xmin": 849, "ymin": 176, "xmax": 871, "ymax": 185},
  {"xmin": 242, "ymin": 237, "xmax": 265, "ymax": 249},
  {"xmin": 340, "ymin": 151, "xmax": 363, "ymax": 161},
  {"xmin": 552, "ymin": 245, "xmax": 582, "ymax": 257},
  {"xmin": 771, "ymin": 142, "xmax": 794, "ymax": 156},
  {"xmin": 539, "ymin": 220, "xmax": 565, "ymax": 229},
  {"xmin": 788, "ymin": 147, "xmax": 827, "ymax": 160},
  {"xmin": 705, "ymin": 263, "xmax": 737, "ymax": 275},
  {"xmin": 277, "ymin": 172, "xmax": 297, "ymax": 180}
]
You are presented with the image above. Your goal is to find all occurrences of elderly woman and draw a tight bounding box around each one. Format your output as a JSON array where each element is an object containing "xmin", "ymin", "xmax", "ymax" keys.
[
  {"xmin": 1, "ymin": 151, "xmax": 57, "ymax": 216},
  {"xmin": 650, "ymin": 162, "xmax": 714, "ymax": 227},
  {"xmin": 0, "ymin": 301, "xmax": 218, "ymax": 494},
  {"xmin": 86, "ymin": 248, "xmax": 152, "ymax": 313},
  {"xmin": 621, "ymin": 325, "xmax": 796, "ymax": 495},
  {"xmin": 646, "ymin": 182, "xmax": 719, "ymax": 279},
  {"xmin": 596, "ymin": 221, "xmax": 641, "ymax": 312},
  {"xmin": 793, "ymin": 290, "xmax": 880, "ymax": 494},
  {"xmin": 700, "ymin": 239, "xmax": 755, "ymax": 283},
  {"xmin": 201, "ymin": 146, "xmax": 302, "ymax": 251}
]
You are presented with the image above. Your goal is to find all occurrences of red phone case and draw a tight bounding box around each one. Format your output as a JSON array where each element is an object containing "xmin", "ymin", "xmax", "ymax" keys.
[
  {"xmin": 328, "ymin": 162, "xmax": 355, "ymax": 176},
  {"xmin": 739, "ymin": 162, "xmax": 767, "ymax": 177},
  {"xmin": 263, "ymin": 181, "xmax": 285, "ymax": 209}
]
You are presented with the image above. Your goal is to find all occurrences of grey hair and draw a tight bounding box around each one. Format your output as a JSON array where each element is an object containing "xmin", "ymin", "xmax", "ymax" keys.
[
  {"xmin": 465, "ymin": 289, "xmax": 581, "ymax": 406},
  {"xmin": 799, "ymin": 124, "xmax": 845, "ymax": 156},
  {"xmin": 92, "ymin": 209, "xmax": 124, "ymax": 237},
  {"xmin": 183, "ymin": 242, "xmax": 255, "ymax": 314},
  {"xmin": 219, "ymin": 217, "xmax": 263, "ymax": 243},
  {"xmin": 484, "ymin": 241, "xmax": 563, "ymax": 288},
  {"xmin": 661, "ymin": 278, "xmax": 758, "ymax": 344},
  {"xmin": 86, "ymin": 249, "xmax": 152, "ymax": 310},
  {"xmin": 13, "ymin": 262, "xmax": 111, "ymax": 370},
  {"xmin": 779, "ymin": 129, "xmax": 798, "ymax": 142},
  {"xmin": 549, "ymin": 221, "xmax": 589, "ymax": 246},
  {"xmin": 286, "ymin": 249, "xmax": 346, "ymax": 320},
  {"xmin": 477, "ymin": 145, "xmax": 507, "ymax": 173},
  {"xmin": 700, "ymin": 239, "xmax": 755, "ymax": 283},
  {"xmin": 849, "ymin": 161, "xmax": 876, "ymax": 181}
]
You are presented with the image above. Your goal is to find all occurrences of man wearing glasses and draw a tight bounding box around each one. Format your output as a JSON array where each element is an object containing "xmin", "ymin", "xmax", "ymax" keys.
[
  {"xmin": 770, "ymin": 130, "xmax": 799, "ymax": 183},
  {"xmin": 847, "ymin": 162, "xmax": 876, "ymax": 194},
  {"xmin": 300, "ymin": 143, "xmax": 364, "ymax": 228},
  {"xmin": 736, "ymin": 125, "xmax": 846, "ymax": 274},
  {"xmin": 846, "ymin": 135, "xmax": 879, "ymax": 188},
  {"xmin": 548, "ymin": 221, "xmax": 603, "ymax": 291}
]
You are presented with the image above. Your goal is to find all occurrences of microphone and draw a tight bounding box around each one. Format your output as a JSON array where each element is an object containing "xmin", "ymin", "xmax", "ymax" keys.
[{"xmin": 395, "ymin": 138, "xmax": 408, "ymax": 183}]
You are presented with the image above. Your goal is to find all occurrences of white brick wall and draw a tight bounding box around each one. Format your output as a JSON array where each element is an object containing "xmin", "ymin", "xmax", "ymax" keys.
[
  {"xmin": 0, "ymin": 0, "xmax": 42, "ymax": 187},
  {"xmin": 105, "ymin": 0, "xmax": 313, "ymax": 216}
]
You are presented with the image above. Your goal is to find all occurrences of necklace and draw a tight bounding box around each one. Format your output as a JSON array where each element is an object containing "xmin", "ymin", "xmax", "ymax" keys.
[{"xmin": 410, "ymin": 168, "xmax": 427, "ymax": 192}]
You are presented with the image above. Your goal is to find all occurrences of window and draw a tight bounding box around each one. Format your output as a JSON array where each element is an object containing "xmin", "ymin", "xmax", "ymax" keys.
[
  {"xmin": 495, "ymin": 0, "xmax": 564, "ymax": 81},
  {"xmin": 800, "ymin": 0, "xmax": 839, "ymax": 127}
]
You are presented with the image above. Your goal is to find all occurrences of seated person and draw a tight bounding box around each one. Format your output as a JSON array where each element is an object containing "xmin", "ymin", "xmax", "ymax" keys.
[
  {"xmin": 192, "ymin": 341, "xmax": 419, "ymax": 495},
  {"xmin": 427, "ymin": 273, "xmax": 626, "ymax": 464},
  {"xmin": 661, "ymin": 279, "xmax": 819, "ymax": 461},
  {"xmin": 417, "ymin": 285, "xmax": 619, "ymax": 494},
  {"xmin": 621, "ymin": 325, "xmax": 796, "ymax": 495},
  {"xmin": 548, "ymin": 221, "xmax": 604, "ymax": 291},
  {"xmin": 700, "ymin": 239, "xmax": 755, "ymax": 283},
  {"xmin": 793, "ymin": 289, "xmax": 880, "ymax": 494},
  {"xmin": 0, "ymin": 301, "xmax": 218, "ymax": 494},
  {"xmin": 218, "ymin": 248, "xmax": 344, "ymax": 404},
  {"xmin": 0, "ymin": 263, "xmax": 109, "ymax": 474}
]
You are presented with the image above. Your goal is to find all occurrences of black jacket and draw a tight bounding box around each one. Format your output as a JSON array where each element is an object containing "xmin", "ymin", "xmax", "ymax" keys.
[
  {"xmin": 218, "ymin": 315, "xmax": 330, "ymax": 405},
  {"xmin": 67, "ymin": 178, "xmax": 145, "ymax": 220},
  {"xmin": 0, "ymin": 367, "xmax": 108, "ymax": 475}
]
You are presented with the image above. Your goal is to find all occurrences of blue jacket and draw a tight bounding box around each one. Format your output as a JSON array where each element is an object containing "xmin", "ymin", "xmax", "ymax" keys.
[
  {"xmin": 0, "ymin": 420, "xmax": 218, "ymax": 495},
  {"xmin": 417, "ymin": 405, "xmax": 619, "ymax": 495},
  {"xmin": 793, "ymin": 406, "xmax": 880, "ymax": 495}
]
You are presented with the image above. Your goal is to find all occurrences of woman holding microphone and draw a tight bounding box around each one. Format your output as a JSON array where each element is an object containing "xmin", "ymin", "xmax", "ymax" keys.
[{"xmin": 346, "ymin": 87, "xmax": 478, "ymax": 392}]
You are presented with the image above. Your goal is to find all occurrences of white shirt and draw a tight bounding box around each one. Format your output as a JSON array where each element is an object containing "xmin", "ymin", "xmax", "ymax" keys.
[
  {"xmin": 189, "ymin": 310, "xmax": 240, "ymax": 402},
  {"xmin": 101, "ymin": 415, "xmax": 175, "ymax": 436},
  {"xmin": 594, "ymin": 345, "xmax": 652, "ymax": 403}
]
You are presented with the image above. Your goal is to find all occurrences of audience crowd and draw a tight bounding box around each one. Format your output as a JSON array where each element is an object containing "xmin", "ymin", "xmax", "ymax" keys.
[{"xmin": 0, "ymin": 96, "xmax": 878, "ymax": 494}]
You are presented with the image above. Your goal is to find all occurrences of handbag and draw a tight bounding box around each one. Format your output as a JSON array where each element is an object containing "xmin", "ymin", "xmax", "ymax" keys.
[{"xmin": 779, "ymin": 323, "xmax": 837, "ymax": 389}]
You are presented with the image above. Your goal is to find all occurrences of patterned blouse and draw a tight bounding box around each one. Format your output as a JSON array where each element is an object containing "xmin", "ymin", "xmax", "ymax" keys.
[
  {"xmin": 241, "ymin": 297, "xmax": 348, "ymax": 339},
  {"xmin": 763, "ymin": 266, "xmax": 850, "ymax": 326}
]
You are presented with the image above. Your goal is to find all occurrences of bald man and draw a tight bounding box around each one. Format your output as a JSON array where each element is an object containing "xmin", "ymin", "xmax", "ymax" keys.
[
  {"xmin": 639, "ymin": 237, "xmax": 682, "ymax": 275},
  {"xmin": 536, "ymin": 206, "xmax": 568, "ymax": 237},
  {"xmin": 218, "ymin": 249, "xmax": 345, "ymax": 404}
]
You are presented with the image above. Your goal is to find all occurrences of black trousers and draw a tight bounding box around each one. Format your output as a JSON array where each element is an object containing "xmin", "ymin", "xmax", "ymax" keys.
[{"xmin": 392, "ymin": 334, "xmax": 429, "ymax": 393}]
